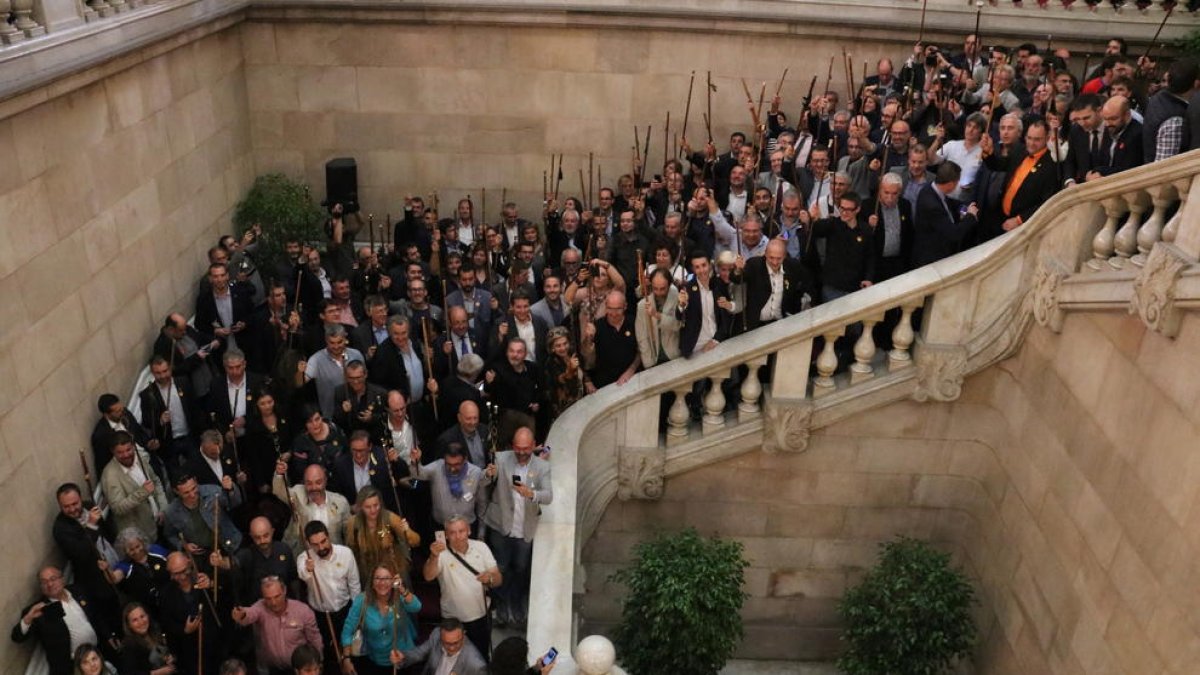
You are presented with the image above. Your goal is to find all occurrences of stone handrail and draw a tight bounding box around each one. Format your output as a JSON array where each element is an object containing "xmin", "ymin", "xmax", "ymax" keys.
[{"xmin": 527, "ymin": 149, "xmax": 1200, "ymax": 658}]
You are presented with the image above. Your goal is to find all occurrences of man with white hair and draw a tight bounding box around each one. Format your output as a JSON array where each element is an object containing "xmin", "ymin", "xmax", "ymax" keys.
[{"xmin": 865, "ymin": 172, "xmax": 914, "ymax": 283}]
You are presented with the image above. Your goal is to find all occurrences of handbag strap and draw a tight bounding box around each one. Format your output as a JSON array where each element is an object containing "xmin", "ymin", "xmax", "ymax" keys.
[{"xmin": 447, "ymin": 546, "xmax": 481, "ymax": 576}]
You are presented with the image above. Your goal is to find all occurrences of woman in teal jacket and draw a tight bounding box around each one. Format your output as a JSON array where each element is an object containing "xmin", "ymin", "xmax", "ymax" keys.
[{"xmin": 340, "ymin": 560, "xmax": 422, "ymax": 674}]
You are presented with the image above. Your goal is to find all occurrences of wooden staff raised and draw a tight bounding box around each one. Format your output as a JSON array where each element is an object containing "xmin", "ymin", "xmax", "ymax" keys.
[
  {"xmin": 304, "ymin": 544, "xmax": 345, "ymax": 664},
  {"xmin": 706, "ymin": 70, "xmax": 715, "ymax": 144},
  {"xmin": 680, "ymin": 70, "xmax": 696, "ymax": 156},
  {"xmin": 776, "ymin": 68, "xmax": 789, "ymax": 98},
  {"xmin": 421, "ymin": 317, "xmax": 439, "ymax": 422},
  {"xmin": 663, "ymin": 111, "xmax": 670, "ymax": 166},
  {"xmin": 916, "ymin": 0, "xmax": 929, "ymax": 45},
  {"xmin": 1142, "ymin": 4, "xmax": 1174, "ymax": 65},
  {"xmin": 212, "ymin": 499, "xmax": 220, "ymax": 607}
]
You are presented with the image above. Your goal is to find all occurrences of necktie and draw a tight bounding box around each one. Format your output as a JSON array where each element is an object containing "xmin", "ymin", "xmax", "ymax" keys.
[{"xmin": 459, "ymin": 337, "xmax": 469, "ymax": 356}]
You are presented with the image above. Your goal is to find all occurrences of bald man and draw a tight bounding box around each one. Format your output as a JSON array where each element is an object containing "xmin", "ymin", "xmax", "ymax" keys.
[
  {"xmin": 159, "ymin": 551, "xmax": 225, "ymax": 671},
  {"xmin": 742, "ymin": 238, "xmax": 811, "ymax": 329},
  {"xmin": 273, "ymin": 463, "xmax": 351, "ymax": 555},
  {"xmin": 213, "ymin": 516, "xmax": 300, "ymax": 605},
  {"xmin": 1088, "ymin": 95, "xmax": 1144, "ymax": 180},
  {"xmin": 231, "ymin": 576, "xmax": 322, "ymax": 673},
  {"xmin": 435, "ymin": 400, "xmax": 487, "ymax": 468},
  {"xmin": 433, "ymin": 305, "xmax": 482, "ymax": 381},
  {"xmin": 482, "ymin": 427, "xmax": 553, "ymax": 626}
]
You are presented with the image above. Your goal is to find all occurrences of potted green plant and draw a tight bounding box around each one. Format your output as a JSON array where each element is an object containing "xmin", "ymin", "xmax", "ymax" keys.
[
  {"xmin": 837, "ymin": 536, "xmax": 977, "ymax": 675},
  {"xmin": 610, "ymin": 528, "xmax": 749, "ymax": 675},
  {"xmin": 231, "ymin": 173, "xmax": 326, "ymax": 277}
]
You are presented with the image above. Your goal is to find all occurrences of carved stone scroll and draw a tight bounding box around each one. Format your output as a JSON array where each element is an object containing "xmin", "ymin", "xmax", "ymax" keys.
[
  {"xmin": 616, "ymin": 447, "xmax": 665, "ymax": 501},
  {"xmin": 1130, "ymin": 242, "xmax": 1193, "ymax": 338},
  {"xmin": 912, "ymin": 341, "xmax": 969, "ymax": 402},
  {"xmin": 762, "ymin": 398, "xmax": 815, "ymax": 454},
  {"xmin": 1031, "ymin": 258, "xmax": 1069, "ymax": 333}
]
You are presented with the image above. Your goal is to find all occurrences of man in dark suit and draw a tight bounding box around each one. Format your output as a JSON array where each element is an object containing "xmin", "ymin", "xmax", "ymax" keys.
[
  {"xmin": 11, "ymin": 566, "xmax": 116, "ymax": 675},
  {"xmin": 330, "ymin": 430, "xmax": 405, "ymax": 512},
  {"xmin": 194, "ymin": 262, "xmax": 256, "ymax": 366},
  {"xmin": 204, "ymin": 347, "xmax": 266, "ymax": 438},
  {"xmin": 432, "ymin": 306, "xmax": 483, "ymax": 382},
  {"xmin": 677, "ymin": 250, "xmax": 733, "ymax": 357},
  {"xmin": 350, "ymin": 295, "xmax": 391, "ymax": 358},
  {"xmin": 1088, "ymin": 95, "xmax": 1144, "ymax": 180},
  {"xmin": 185, "ymin": 429, "xmax": 247, "ymax": 500},
  {"xmin": 368, "ymin": 316, "xmax": 430, "ymax": 403},
  {"xmin": 333, "ymin": 360, "xmax": 388, "ymax": 434},
  {"xmin": 430, "ymin": 353, "xmax": 487, "ymax": 432},
  {"xmin": 987, "ymin": 119, "xmax": 1060, "ymax": 233},
  {"xmin": 140, "ymin": 355, "xmax": 205, "ymax": 477},
  {"xmin": 742, "ymin": 239, "xmax": 810, "ymax": 330},
  {"xmin": 488, "ymin": 289, "xmax": 550, "ymax": 365},
  {"xmin": 865, "ymin": 173, "xmax": 914, "ymax": 282},
  {"xmin": 912, "ymin": 162, "xmax": 980, "ymax": 268},
  {"xmin": 1062, "ymin": 95, "xmax": 1106, "ymax": 186},
  {"xmin": 90, "ymin": 393, "xmax": 154, "ymax": 473},
  {"xmin": 51, "ymin": 484, "xmax": 121, "ymax": 630},
  {"xmin": 152, "ymin": 312, "xmax": 218, "ymax": 397},
  {"xmin": 435, "ymin": 399, "xmax": 489, "ymax": 468},
  {"xmin": 445, "ymin": 265, "xmax": 496, "ymax": 348}
]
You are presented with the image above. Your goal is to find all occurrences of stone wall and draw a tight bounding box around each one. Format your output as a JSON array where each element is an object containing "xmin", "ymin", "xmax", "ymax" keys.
[
  {"xmin": 0, "ymin": 25, "xmax": 253, "ymax": 672},
  {"xmin": 581, "ymin": 310, "xmax": 1200, "ymax": 671},
  {"xmin": 241, "ymin": 20, "xmax": 946, "ymax": 221}
]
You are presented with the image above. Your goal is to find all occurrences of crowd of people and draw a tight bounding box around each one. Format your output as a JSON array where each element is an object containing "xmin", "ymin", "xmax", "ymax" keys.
[{"xmin": 13, "ymin": 25, "xmax": 1200, "ymax": 675}]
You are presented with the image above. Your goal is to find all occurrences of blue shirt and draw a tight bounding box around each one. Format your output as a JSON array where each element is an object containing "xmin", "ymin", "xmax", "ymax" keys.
[{"xmin": 341, "ymin": 592, "xmax": 421, "ymax": 666}]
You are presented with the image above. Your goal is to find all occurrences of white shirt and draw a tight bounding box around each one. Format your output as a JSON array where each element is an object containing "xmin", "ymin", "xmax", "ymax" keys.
[
  {"xmin": 227, "ymin": 379, "xmax": 247, "ymax": 436},
  {"xmin": 387, "ymin": 418, "xmax": 414, "ymax": 456},
  {"xmin": 435, "ymin": 539, "xmax": 497, "ymax": 622},
  {"xmin": 159, "ymin": 382, "xmax": 189, "ymax": 438},
  {"xmin": 761, "ymin": 265, "xmax": 784, "ymax": 322},
  {"xmin": 203, "ymin": 453, "xmax": 224, "ymax": 480},
  {"xmin": 398, "ymin": 346, "xmax": 424, "ymax": 401},
  {"xmin": 296, "ymin": 544, "xmax": 361, "ymax": 612},
  {"xmin": 726, "ymin": 189, "xmax": 748, "ymax": 222},
  {"xmin": 457, "ymin": 222, "xmax": 475, "ymax": 246},
  {"xmin": 24, "ymin": 592, "xmax": 99, "ymax": 652},
  {"xmin": 514, "ymin": 318, "xmax": 536, "ymax": 361},
  {"xmin": 352, "ymin": 458, "xmax": 371, "ymax": 495},
  {"xmin": 696, "ymin": 283, "xmax": 717, "ymax": 350},
  {"xmin": 434, "ymin": 648, "xmax": 461, "ymax": 675},
  {"xmin": 937, "ymin": 140, "xmax": 983, "ymax": 198},
  {"xmin": 453, "ymin": 332, "xmax": 473, "ymax": 356},
  {"xmin": 509, "ymin": 462, "xmax": 531, "ymax": 539}
]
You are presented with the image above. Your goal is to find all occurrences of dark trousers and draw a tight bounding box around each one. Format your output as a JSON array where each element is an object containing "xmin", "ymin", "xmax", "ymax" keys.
[
  {"xmin": 486, "ymin": 529, "xmax": 534, "ymax": 622},
  {"xmin": 315, "ymin": 605, "xmax": 349, "ymax": 675},
  {"xmin": 464, "ymin": 615, "xmax": 491, "ymax": 661}
]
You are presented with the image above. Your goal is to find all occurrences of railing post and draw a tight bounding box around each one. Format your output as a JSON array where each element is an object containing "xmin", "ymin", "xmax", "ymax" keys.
[
  {"xmin": 1162, "ymin": 176, "xmax": 1194, "ymax": 246},
  {"xmin": 1109, "ymin": 190, "xmax": 1150, "ymax": 270},
  {"xmin": 738, "ymin": 356, "xmax": 766, "ymax": 423},
  {"xmin": 1088, "ymin": 197, "xmax": 1128, "ymax": 271},
  {"xmin": 702, "ymin": 373, "xmax": 728, "ymax": 434},
  {"xmin": 888, "ymin": 302, "xmax": 919, "ymax": 371},
  {"xmin": 850, "ymin": 316, "xmax": 880, "ymax": 385},
  {"xmin": 107, "ymin": 0, "xmax": 127, "ymax": 13},
  {"xmin": 812, "ymin": 329, "xmax": 843, "ymax": 397},
  {"xmin": 89, "ymin": 0, "xmax": 113, "ymax": 18},
  {"xmin": 12, "ymin": 0, "xmax": 46, "ymax": 37},
  {"xmin": 770, "ymin": 337, "xmax": 812, "ymax": 399},
  {"xmin": 1132, "ymin": 183, "xmax": 1177, "ymax": 268},
  {"xmin": 0, "ymin": 1, "xmax": 25, "ymax": 44},
  {"xmin": 666, "ymin": 386, "xmax": 691, "ymax": 447}
]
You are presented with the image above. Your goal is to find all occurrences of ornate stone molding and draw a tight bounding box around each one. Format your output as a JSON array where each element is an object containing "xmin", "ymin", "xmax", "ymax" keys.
[
  {"xmin": 1130, "ymin": 242, "xmax": 1194, "ymax": 338},
  {"xmin": 762, "ymin": 398, "xmax": 815, "ymax": 453},
  {"xmin": 616, "ymin": 446, "xmax": 665, "ymax": 501},
  {"xmin": 912, "ymin": 341, "xmax": 969, "ymax": 402},
  {"xmin": 1031, "ymin": 258, "xmax": 1069, "ymax": 333}
]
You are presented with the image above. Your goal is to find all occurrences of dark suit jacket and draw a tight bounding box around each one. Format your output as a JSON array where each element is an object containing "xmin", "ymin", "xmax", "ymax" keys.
[
  {"xmin": 332, "ymin": 382, "xmax": 388, "ymax": 434},
  {"xmin": 742, "ymin": 256, "xmax": 809, "ymax": 330},
  {"xmin": 1063, "ymin": 124, "xmax": 1106, "ymax": 185},
  {"xmin": 185, "ymin": 447, "xmax": 241, "ymax": 488},
  {"xmin": 11, "ymin": 586, "xmax": 114, "ymax": 675},
  {"xmin": 445, "ymin": 288, "xmax": 496, "ymax": 346},
  {"xmin": 350, "ymin": 320, "xmax": 389, "ymax": 355},
  {"xmin": 432, "ymin": 331, "xmax": 484, "ymax": 382},
  {"xmin": 204, "ymin": 374, "xmax": 267, "ymax": 432},
  {"xmin": 912, "ymin": 183, "xmax": 978, "ymax": 268},
  {"xmin": 330, "ymin": 447, "xmax": 404, "ymax": 512},
  {"xmin": 194, "ymin": 282, "xmax": 256, "ymax": 361},
  {"xmin": 488, "ymin": 315, "xmax": 550, "ymax": 365},
  {"xmin": 995, "ymin": 149, "xmax": 1059, "ymax": 224},
  {"xmin": 139, "ymin": 378, "xmax": 204, "ymax": 444},
  {"xmin": 90, "ymin": 412, "xmax": 152, "ymax": 473},
  {"xmin": 51, "ymin": 513, "xmax": 119, "ymax": 610},
  {"xmin": 152, "ymin": 325, "xmax": 215, "ymax": 384},
  {"xmin": 1095, "ymin": 121, "xmax": 1145, "ymax": 177},
  {"xmin": 434, "ymin": 376, "xmax": 486, "ymax": 431},
  {"xmin": 676, "ymin": 277, "xmax": 733, "ymax": 357},
  {"xmin": 863, "ymin": 197, "xmax": 915, "ymax": 274},
  {"xmin": 367, "ymin": 338, "xmax": 428, "ymax": 401}
]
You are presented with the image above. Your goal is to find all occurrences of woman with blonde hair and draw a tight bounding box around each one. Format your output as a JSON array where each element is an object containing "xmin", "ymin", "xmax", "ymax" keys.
[{"xmin": 343, "ymin": 485, "xmax": 421, "ymax": 586}]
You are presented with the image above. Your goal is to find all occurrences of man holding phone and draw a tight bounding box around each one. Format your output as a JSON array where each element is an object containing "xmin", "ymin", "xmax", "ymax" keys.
[
  {"xmin": 11, "ymin": 566, "xmax": 115, "ymax": 675},
  {"xmin": 481, "ymin": 427, "xmax": 553, "ymax": 628},
  {"xmin": 423, "ymin": 517, "xmax": 500, "ymax": 659}
]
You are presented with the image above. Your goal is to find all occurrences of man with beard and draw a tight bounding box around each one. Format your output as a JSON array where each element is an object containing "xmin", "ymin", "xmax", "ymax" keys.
[
  {"xmin": 273, "ymin": 463, "xmax": 351, "ymax": 554},
  {"xmin": 214, "ymin": 516, "xmax": 299, "ymax": 607},
  {"xmin": 297, "ymin": 520, "xmax": 360, "ymax": 673},
  {"xmin": 485, "ymin": 338, "xmax": 543, "ymax": 442}
]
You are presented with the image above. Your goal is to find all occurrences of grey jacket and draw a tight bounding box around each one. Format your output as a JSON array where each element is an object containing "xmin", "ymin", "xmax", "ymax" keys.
[
  {"xmin": 402, "ymin": 628, "xmax": 488, "ymax": 675},
  {"xmin": 481, "ymin": 451, "xmax": 553, "ymax": 542}
]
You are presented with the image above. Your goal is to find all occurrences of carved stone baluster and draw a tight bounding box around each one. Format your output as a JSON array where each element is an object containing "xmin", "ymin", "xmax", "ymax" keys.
[
  {"xmin": 1132, "ymin": 184, "xmax": 1177, "ymax": 267},
  {"xmin": 738, "ymin": 356, "xmax": 767, "ymax": 423},
  {"xmin": 702, "ymin": 374, "xmax": 729, "ymax": 434},
  {"xmin": 89, "ymin": 0, "xmax": 113, "ymax": 18},
  {"xmin": 888, "ymin": 303, "xmax": 919, "ymax": 371},
  {"xmin": 0, "ymin": 1, "xmax": 24, "ymax": 45},
  {"xmin": 108, "ymin": 0, "xmax": 127, "ymax": 13},
  {"xmin": 1087, "ymin": 197, "xmax": 1128, "ymax": 271},
  {"xmin": 812, "ymin": 328, "xmax": 844, "ymax": 397},
  {"xmin": 1161, "ymin": 177, "xmax": 1191, "ymax": 244},
  {"xmin": 1109, "ymin": 191, "xmax": 1150, "ymax": 270},
  {"xmin": 11, "ymin": 0, "xmax": 45, "ymax": 37},
  {"xmin": 850, "ymin": 317, "xmax": 880, "ymax": 385},
  {"xmin": 665, "ymin": 386, "xmax": 691, "ymax": 446}
]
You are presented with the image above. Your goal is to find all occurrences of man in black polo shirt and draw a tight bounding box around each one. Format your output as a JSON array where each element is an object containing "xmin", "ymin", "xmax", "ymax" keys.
[{"xmin": 581, "ymin": 289, "xmax": 641, "ymax": 388}]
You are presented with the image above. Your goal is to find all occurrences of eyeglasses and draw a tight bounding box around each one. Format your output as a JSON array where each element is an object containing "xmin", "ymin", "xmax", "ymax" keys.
[{"xmin": 373, "ymin": 576, "xmax": 394, "ymax": 583}]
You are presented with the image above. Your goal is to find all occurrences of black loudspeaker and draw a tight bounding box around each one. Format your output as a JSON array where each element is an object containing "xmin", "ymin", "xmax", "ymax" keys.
[{"xmin": 324, "ymin": 157, "xmax": 359, "ymax": 214}]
